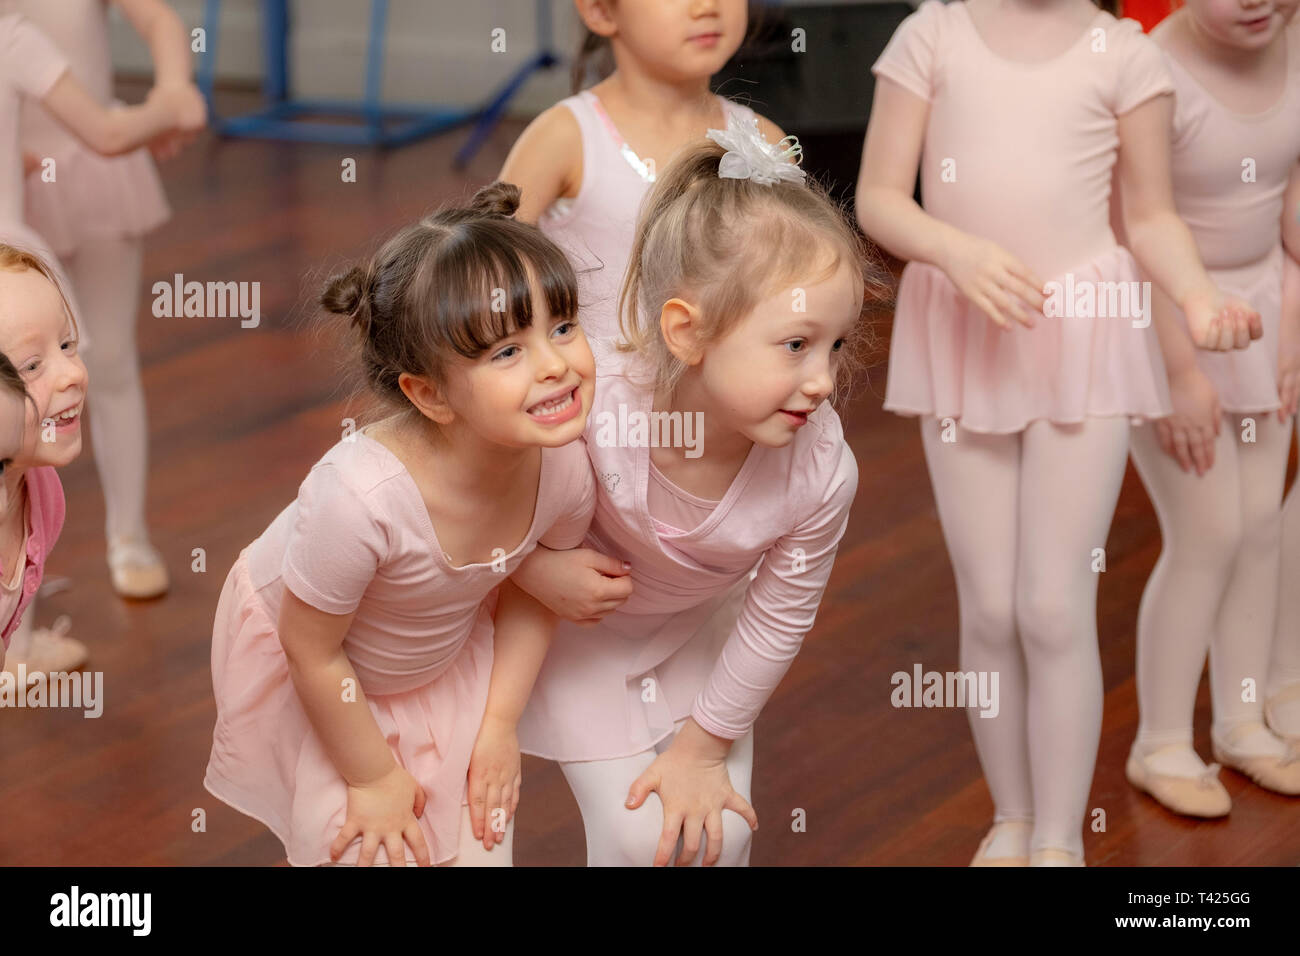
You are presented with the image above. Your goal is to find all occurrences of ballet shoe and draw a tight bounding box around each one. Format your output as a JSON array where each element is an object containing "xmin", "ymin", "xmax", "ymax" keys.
[
  {"xmin": 1029, "ymin": 847, "xmax": 1084, "ymax": 867},
  {"xmin": 107, "ymin": 536, "xmax": 169, "ymax": 599},
  {"xmin": 1264, "ymin": 684, "xmax": 1300, "ymax": 743},
  {"xmin": 1125, "ymin": 747, "xmax": 1231, "ymax": 818},
  {"xmin": 969, "ymin": 820, "xmax": 1031, "ymax": 866},
  {"xmin": 1212, "ymin": 723, "xmax": 1300, "ymax": 796},
  {"xmin": 1, "ymin": 615, "xmax": 87, "ymax": 676}
]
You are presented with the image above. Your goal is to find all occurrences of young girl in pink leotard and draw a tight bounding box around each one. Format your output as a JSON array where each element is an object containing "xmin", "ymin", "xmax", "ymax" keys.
[
  {"xmin": 204, "ymin": 184, "xmax": 599, "ymax": 866},
  {"xmin": 1120, "ymin": 0, "xmax": 1300, "ymax": 819},
  {"xmin": 0, "ymin": 8, "xmax": 198, "ymax": 677},
  {"xmin": 19, "ymin": 0, "xmax": 206, "ymax": 606},
  {"xmin": 511, "ymin": 121, "xmax": 884, "ymax": 866},
  {"xmin": 857, "ymin": 0, "xmax": 1262, "ymax": 866}
]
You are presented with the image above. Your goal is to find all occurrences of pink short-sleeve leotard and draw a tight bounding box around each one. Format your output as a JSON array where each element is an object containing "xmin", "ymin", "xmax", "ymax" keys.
[
  {"xmin": 517, "ymin": 343, "xmax": 859, "ymax": 762},
  {"xmin": 1150, "ymin": 15, "xmax": 1300, "ymax": 412},
  {"xmin": 18, "ymin": 0, "xmax": 170, "ymax": 256},
  {"xmin": 0, "ymin": 13, "xmax": 74, "ymax": 266},
  {"xmin": 204, "ymin": 432, "xmax": 596, "ymax": 865},
  {"xmin": 538, "ymin": 92, "xmax": 758, "ymax": 344},
  {"xmin": 872, "ymin": 0, "xmax": 1177, "ymax": 433}
]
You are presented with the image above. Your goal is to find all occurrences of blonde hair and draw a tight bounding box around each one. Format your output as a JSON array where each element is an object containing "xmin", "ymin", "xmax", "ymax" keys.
[
  {"xmin": 0, "ymin": 242, "xmax": 81, "ymax": 342},
  {"xmin": 616, "ymin": 138, "xmax": 891, "ymax": 404}
]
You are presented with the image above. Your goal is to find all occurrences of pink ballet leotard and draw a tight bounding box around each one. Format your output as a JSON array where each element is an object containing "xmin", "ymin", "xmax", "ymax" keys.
[
  {"xmin": 872, "ymin": 0, "xmax": 1177, "ymax": 434},
  {"xmin": 1151, "ymin": 16, "xmax": 1300, "ymax": 412},
  {"xmin": 517, "ymin": 343, "xmax": 859, "ymax": 762},
  {"xmin": 537, "ymin": 90, "xmax": 758, "ymax": 344},
  {"xmin": 204, "ymin": 433, "xmax": 596, "ymax": 866},
  {"xmin": 19, "ymin": 0, "xmax": 170, "ymax": 257}
]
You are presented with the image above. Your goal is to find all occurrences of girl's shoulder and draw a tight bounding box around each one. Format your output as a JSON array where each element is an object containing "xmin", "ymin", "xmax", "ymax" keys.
[
  {"xmin": 21, "ymin": 465, "xmax": 66, "ymax": 544},
  {"xmin": 778, "ymin": 403, "xmax": 858, "ymax": 515},
  {"xmin": 303, "ymin": 431, "xmax": 411, "ymax": 510}
]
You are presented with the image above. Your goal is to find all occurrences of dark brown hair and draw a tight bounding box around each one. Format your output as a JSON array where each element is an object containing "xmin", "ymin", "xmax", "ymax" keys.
[
  {"xmin": 0, "ymin": 351, "xmax": 34, "ymax": 432},
  {"xmin": 319, "ymin": 182, "xmax": 579, "ymax": 427},
  {"xmin": 617, "ymin": 138, "xmax": 892, "ymax": 406}
]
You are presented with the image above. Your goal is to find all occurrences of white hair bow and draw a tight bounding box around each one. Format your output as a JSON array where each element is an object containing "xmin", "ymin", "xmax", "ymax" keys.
[{"xmin": 705, "ymin": 113, "xmax": 806, "ymax": 187}]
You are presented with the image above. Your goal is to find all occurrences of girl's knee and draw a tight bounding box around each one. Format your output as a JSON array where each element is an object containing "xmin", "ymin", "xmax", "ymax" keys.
[
  {"xmin": 583, "ymin": 794, "xmax": 667, "ymax": 867},
  {"xmin": 715, "ymin": 809, "xmax": 753, "ymax": 867}
]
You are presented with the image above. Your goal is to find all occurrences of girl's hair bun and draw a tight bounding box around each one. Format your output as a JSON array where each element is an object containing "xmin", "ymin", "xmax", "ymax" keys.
[
  {"xmin": 469, "ymin": 180, "xmax": 522, "ymax": 218},
  {"xmin": 320, "ymin": 264, "xmax": 373, "ymax": 335}
]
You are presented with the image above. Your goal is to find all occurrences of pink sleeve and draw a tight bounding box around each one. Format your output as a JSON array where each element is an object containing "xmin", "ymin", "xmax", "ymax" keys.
[
  {"xmin": 1112, "ymin": 21, "xmax": 1175, "ymax": 116},
  {"xmin": 538, "ymin": 439, "xmax": 597, "ymax": 550},
  {"xmin": 0, "ymin": 15, "xmax": 69, "ymax": 99},
  {"xmin": 281, "ymin": 464, "xmax": 389, "ymax": 615},
  {"xmin": 690, "ymin": 425, "xmax": 859, "ymax": 740},
  {"xmin": 870, "ymin": 0, "xmax": 944, "ymax": 103}
]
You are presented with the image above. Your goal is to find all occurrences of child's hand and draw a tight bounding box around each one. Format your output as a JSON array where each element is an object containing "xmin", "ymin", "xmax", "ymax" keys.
[
  {"xmin": 466, "ymin": 713, "xmax": 521, "ymax": 851},
  {"xmin": 144, "ymin": 81, "xmax": 207, "ymax": 133},
  {"xmin": 942, "ymin": 234, "xmax": 1045, "ymax": 331},
  {"xmin": 625, "ymin": 720, "xmax": 757, "ymax": 867},
  {"xmin": 1156, "ymin": 365, "xmax": 1221, "ymax": 475},
  {"xmin": 1182, "ymin": 288, "xmax": 1262, "ymax": 351},
  {"xmin": 512, "ymin": 546, "xmax": 633, "ymax": 624},
  {"xmin": 330, "ymin": 763, "xmax": 431, "ymax": 866}
]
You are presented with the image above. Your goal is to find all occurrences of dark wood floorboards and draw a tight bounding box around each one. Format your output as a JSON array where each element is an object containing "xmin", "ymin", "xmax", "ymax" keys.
[{"xmin": 2, "ymin": 86, "xmax": 1297, "ymax": 866}]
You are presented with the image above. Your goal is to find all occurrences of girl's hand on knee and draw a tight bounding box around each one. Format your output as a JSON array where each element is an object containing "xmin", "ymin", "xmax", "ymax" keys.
[
  {"xmin": 331, "ymin": 763, "xmax": 431, "ymax": 867},
  {"xmin": 511, "ymin": 545, "xmax": 633, "ymax": 624},
  {"xmin": 625, "ymin": 720, "xmax": 757, "ymax": 867},
  {"xmin": 466, "ymin": 714, "xmax": 521, "ymax": 851}
]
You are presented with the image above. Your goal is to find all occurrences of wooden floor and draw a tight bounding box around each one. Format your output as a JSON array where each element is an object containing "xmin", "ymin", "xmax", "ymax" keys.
[{"xmin": 2, "ymin": 86, "xmax": 1298, "ymax": 867}]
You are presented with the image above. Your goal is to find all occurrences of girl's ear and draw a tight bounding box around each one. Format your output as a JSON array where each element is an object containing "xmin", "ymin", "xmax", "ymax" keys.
[
  {"xmin": 397, "ymin": 372, "xmax": 456, "ymax": 426},
  {"xmin": 575, "ymin": 0, "xmax": 618, "ymax": 39},
  {"xmin": 659, "ymin": 298, "xmax": 705, "ymax": 366}
]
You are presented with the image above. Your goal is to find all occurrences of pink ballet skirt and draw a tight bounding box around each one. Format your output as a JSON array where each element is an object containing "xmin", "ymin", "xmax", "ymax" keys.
[
  {"xmin": 884, "ymin": 245, "xmax": 1173, "ymax": 434},
  {"xmin": 23, "ymin": 137, "xmax": 170, "ymax": 256},
  {"xmin": 1192, "ymin": 245, "xmax": 1285, "ymax": 414},
  {"xmin": 203, "ymin": 549, "xmax": 495, "ymax": 867}
]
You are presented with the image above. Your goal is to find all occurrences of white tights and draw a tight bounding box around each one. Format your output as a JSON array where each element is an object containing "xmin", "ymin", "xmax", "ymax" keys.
[
  {"xmin": 920, "ymin": 415, "xmax": 1130, "ymax": 858},
  {"xmin": 1269, "ymin": 418, "xmax": 1300, "ymax": 735},
  {"xmin": 61, "ymin": 236, "xmax": 152, "ymax": 546},
  {"xmin": 558, "ymin": 718, "xmax": 755, "ymax": 866},
  {"xmin": 1129, "ymin": 414, "xmax": 1292, "ymax": 772}
]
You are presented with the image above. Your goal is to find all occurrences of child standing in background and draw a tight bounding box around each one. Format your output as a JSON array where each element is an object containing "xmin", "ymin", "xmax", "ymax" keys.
[
  {"xmin": 20, "ymin": 0, "xmax": 206, "ymax": 604},
  {"xmin": 1122, "ymin": 0, "xmax": 1300, "ymax": 818},
  {"xmin": 857, "ymin": 0, "xmax": 1260, "ymax": 865},
  {"xmin": 0, "ymin": 6, "xmax": 199, "ymax": 675}
]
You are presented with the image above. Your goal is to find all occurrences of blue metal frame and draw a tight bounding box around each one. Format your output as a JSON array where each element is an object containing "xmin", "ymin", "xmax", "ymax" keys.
[{"xmin": 196, "ymin": 0, "xmax": 558, "ymax": 153}]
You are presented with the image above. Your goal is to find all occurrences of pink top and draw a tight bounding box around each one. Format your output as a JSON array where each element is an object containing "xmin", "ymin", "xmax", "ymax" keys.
[
  {"xmin": 873, "ymin": 0, "xmax": 1175, "ymax": 278},
  {"xmin": 538, "ymin": 91, "xmax": 758, "ymax": 344},
  {"xmin": 1148, "ymin": 16, "xmax": 1300, "ymax": 412},
  {"xmin": 18, "ymin": 0, "xmax": 171, "ymax": 255},
  {"xmin": 0, "ymin": 13, "xmax": 68, "ymax": 225},
  {"xmin": 647, "ymin": 460, "xmax": 718, "ymax": 536},
  {"xmin": 517, "ymin": 343, "xmax": 859, "ymax": 761},
  {"xmin": 0, "ymin": 467, "xmax": 66, "ymax": 647},
  {"xmin": 243, "ymin": 432, "xmax": 597, "ymax": 696},
  {"xmin": 870, "ymin": 0, "xmax": 1176, "ymax": 433}
]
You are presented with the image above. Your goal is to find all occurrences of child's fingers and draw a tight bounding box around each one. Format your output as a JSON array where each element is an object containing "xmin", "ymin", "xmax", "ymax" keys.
[
  {"xmin": 654, "ymin": 812, "xmax": 683, "ymax": 867},
  {"xmin": 675, "ymin": 815, "xmax": 704, "ymax": 867},
  {"xmin": 384, "ymin": 833, "xmax": 407, "ymax": 868},
  {"xmin": 702, "ymin": 811, "xmax": 725, "ymax": 867},
  {"xmin": 468, "ymin": 778, "xmax": 486, "ymax": 840},
  {"xmin": 587, "ymin": 551, "xmax": 633, "ymax": 577},
  {"xmin": 625, "ymin": 770, "xmax": 657, "ymax": 810},
  {"xmin": 484, "ymin": 781, "xmax": 503, "ymax": 849},
  {"xmin": 358, "ymin": 832, "xmax": 381, "ymax": 867},
  {"xmin": 413, "ymin": 782, "xmax": 427, "ymax": 819},
  {"xmin": 510, "ymin": 773, "xmax": 522, "ymax": 818},
  {"xmin": 723, "ymin": 791, "xmax": 759, "ymax": 831},
  {"xmin": 404, "ymin": 821, "xmax": 432, "ymax": 867},
  {"xmin": 329, "ymin": 821, "xmax": 361, "ymax": 861}
]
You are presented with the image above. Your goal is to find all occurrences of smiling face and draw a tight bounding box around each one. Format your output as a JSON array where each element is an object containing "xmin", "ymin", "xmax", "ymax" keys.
[
  {"xmin": 585, "ymin": 0, "xmax": 748, "ymax": 82},
  {"xmin": 433, "ymin": 282, "xmax": 596, "ymax": 450},
  {"xmin": 1184, "ymin": 0, "xmax": 1300, "ymax": 49},
  {"xmin": 0, "ymin": 267, "xmax": 89, "ymax": 472},
  {"xmin": 684, "ymin": 248, "xmax": 862, "ymax": 450}
]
